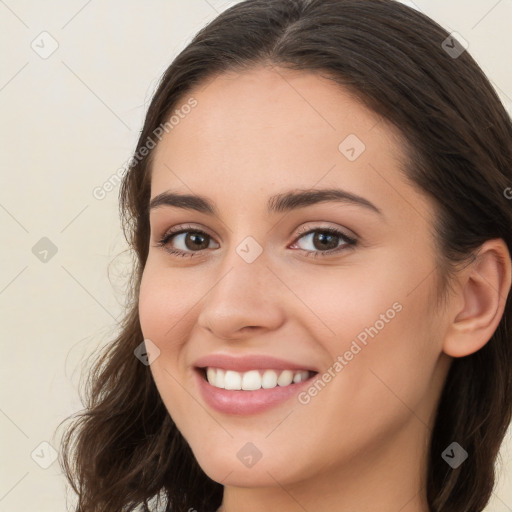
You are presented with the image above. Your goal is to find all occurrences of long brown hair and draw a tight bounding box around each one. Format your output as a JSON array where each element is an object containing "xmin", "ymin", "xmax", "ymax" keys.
[{"xmin": 58, "ymin": 1, "xmax": 512, "ymax": 510}]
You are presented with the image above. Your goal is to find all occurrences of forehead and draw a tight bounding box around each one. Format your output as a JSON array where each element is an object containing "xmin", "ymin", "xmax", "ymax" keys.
[
  {"xmin": 149, "ymin": 65, "xmax": 429, "ymax": 222},
  {"xmin": 154, "ymin": 65, "xmax": 390, "ymax": 164}
]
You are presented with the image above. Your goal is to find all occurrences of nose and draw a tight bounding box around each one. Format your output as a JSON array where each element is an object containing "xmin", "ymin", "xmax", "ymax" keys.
[{"xmin": 196, "ymin": 248, "xmax": 286, "ymax": 341}]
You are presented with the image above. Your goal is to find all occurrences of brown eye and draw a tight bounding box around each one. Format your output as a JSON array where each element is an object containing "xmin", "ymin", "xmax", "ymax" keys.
[
  {"xmin": 310, "ymin": 231, "xmax": 341, "ymax": 251},
  {"xmin": 291, "ymin": 227, "xmax": 357, "ymax": 258},
  {"xmin": 182, "ymin": 232, "xmax": 210, "ymax": 251},
  {"xmin": 156, "ymin": 227, "xmax": 220, "ymax": 258}
]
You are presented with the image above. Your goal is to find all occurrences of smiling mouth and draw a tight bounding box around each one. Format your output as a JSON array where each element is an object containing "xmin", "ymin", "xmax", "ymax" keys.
[{"xmin": 197, "ymin": 367, "xmax": 318, "ymax": 391}]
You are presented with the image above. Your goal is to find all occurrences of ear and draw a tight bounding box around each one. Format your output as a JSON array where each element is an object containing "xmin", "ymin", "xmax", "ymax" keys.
[{"xmin": 443, "ymin": 239, "xmax": 512, "ymax": 358}]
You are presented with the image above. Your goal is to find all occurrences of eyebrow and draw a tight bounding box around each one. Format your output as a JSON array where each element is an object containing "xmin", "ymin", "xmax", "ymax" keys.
[{"xmin": 149, "ymin": 188, "xmax": 382, "ymax": 216}]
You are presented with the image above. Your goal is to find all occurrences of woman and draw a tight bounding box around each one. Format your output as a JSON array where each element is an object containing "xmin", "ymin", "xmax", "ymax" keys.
[{"xmin": 59, "ymin": 1, "xmax": 512, "ymax": 511}]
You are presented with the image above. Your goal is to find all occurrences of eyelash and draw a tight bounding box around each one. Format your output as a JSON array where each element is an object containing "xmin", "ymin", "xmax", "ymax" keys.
[{"xmin": 154, "ymin": 223, "xmax": 358, "ymax": 259}]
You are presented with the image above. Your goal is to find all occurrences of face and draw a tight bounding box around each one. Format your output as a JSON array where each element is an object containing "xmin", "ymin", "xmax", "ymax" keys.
[{"xmin": 139, "ymin": 65, "xmax": 452, "ymax": 490}]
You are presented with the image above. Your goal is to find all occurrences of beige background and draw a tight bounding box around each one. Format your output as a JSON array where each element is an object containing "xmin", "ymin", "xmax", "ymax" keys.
[{"xmin": 0, "ymin": 0, "xmax": 511, "ymax": 510}]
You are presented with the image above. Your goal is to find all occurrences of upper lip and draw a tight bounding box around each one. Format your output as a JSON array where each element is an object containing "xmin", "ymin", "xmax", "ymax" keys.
[{"xmin": 193, "ymin": 354, "xmax": 319, "ymax": 373}]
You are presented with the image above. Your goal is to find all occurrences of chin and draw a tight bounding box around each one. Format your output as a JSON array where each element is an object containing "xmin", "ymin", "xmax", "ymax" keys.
[{"xmin": 194, "ymin": 450, "xmax": 294, "ymax": 487}]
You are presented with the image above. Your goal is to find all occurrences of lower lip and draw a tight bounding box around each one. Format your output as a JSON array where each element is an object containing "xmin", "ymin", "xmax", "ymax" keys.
[{"xmin": 195, "ymin": 369, "xmax": 315, "ymax": 415}]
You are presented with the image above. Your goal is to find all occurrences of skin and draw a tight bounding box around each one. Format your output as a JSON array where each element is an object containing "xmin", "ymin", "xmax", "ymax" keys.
[{"xmin": 138, "ymin": 65, "xmax": 511, "ymax": 512}]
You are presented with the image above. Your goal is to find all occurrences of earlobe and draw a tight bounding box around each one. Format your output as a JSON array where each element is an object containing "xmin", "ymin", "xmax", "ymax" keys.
[{"xmin": 443, "ymin": 239, "xmax": 512, "ymax": 358}]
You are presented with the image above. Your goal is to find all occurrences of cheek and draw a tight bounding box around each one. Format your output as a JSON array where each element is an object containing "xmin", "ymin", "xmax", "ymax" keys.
[
  {"xmin": 138, "ymin": 264, "xmax": 198, "ymax": 402},
  {"xmin": 297, "ymin": 250, "xmax": 440, "ymax": 407},
  {"xmin": 318, "ymin": 264, "xmax": 441, "ymax": 434},
  {"xmin": 138, "ymin": 265, "xmax": 198, "ymax": 428},
  {"xmin": 138, "ymin": 262, "xmax": 198, "ymax": 343},
  {"xmin": 283, "ymin": 251, "xmax": 432, "ymax": 356}
]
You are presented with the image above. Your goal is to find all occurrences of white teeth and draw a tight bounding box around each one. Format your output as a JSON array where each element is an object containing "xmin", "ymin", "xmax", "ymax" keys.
[
  {"xmin": 224, "ymin": 370, "xmax": 242, "ymax": 390},
  {"xmin": 204, "ymin": 368, "xmax": 311, "ymax": 390},
  {"xmin": 242, "ymin": 370, "xmax": 261, "ymax": 390},
  {"xmin": 217, "ymin": 368, "xmax": 225, "ymax": 388},
  {"xmin": 277, "ymin": 369, "xmax": 294, "ymax": 386},
  {"xmin": 261, "ymin": 369, "xmax": 278, "ymax": 389},
  {"xmin": 206, "ymin": 367, "xmax": 216, "ymax": 384},
  {"xmin": 293, "ymin": 371, "xmax": 305, "ymax": 383}
]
